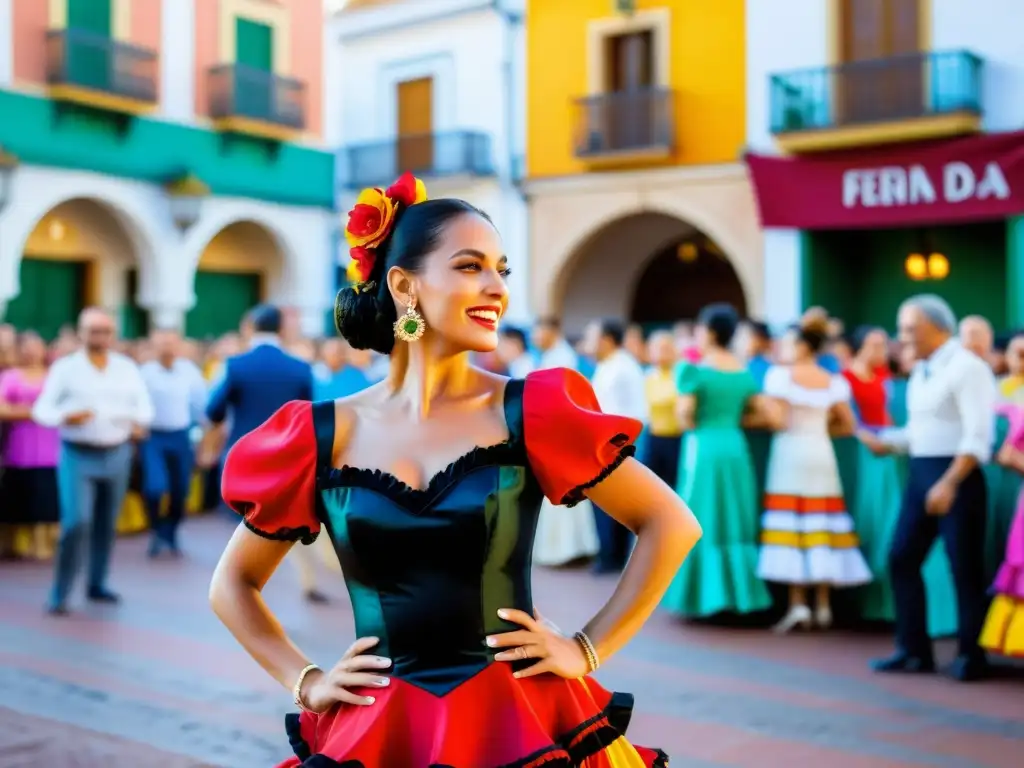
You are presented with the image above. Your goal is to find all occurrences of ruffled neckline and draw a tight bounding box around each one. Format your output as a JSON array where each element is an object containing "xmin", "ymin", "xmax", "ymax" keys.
[{"xmin": 318, "ymin": 439, "xmax": 522, "ymax": 512}]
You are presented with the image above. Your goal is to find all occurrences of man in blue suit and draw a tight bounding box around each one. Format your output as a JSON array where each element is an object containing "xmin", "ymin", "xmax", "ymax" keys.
[
  {"xmin": 205, "ymin": 305, "xmax": 332, "ymax": 602},
  {"xmin": 206, "ymin": 305, "xmax": 313, "ymax": 450}
]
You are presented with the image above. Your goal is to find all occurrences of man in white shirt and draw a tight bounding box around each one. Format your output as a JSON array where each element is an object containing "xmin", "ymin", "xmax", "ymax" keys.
[
  {"xmin": 864, "ymin": 295, "xmax": 996, "ymax": 681},
  {"xmin": 33, "ymin": 307, "xmax": 155, "ymax": 615},
  {"xmin": 140, "ymin": 328, "xmax": 208, "ymax": 557},
  {"xmin": 586, "ymin": 319, "xmax": 647, "ymax": 572}
]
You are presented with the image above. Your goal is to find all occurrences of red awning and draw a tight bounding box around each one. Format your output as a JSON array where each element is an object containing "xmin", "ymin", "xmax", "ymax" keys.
[{"xmin": 745, "ymin": 130, "xmax": 1024, "ymax": 229}]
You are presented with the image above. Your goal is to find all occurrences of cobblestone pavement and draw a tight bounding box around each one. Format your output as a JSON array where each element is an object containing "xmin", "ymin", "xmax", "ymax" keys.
[{"xmin": 0, "ymin": 516, "xmax": 1021, "ymax": 768}]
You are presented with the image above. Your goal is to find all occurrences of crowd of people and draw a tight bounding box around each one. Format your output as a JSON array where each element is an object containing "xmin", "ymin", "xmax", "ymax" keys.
[{"xmin": 0, "ymin": 295, "xmax": 1020, "ymax": 680}]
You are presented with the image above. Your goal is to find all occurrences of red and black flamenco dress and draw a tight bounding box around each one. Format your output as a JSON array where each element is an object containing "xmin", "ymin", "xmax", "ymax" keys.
[{"xmin": 223, "ymin": 367, "xmax": 668, "ymax": 768}]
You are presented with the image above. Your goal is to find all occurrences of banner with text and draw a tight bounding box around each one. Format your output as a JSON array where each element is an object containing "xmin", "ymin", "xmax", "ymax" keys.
[{"xmin": 746, "ymin": 130, "xmax": 1024, "ymax": 229}]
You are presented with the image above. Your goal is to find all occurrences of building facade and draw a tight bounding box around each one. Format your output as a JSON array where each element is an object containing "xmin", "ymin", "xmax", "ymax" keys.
[
  {"xmin": 747, "ymin": 0, "xmax": 1024, "ymax": 330},
  {"xmin": 0, "ymin": 0, "xmax": 335, "ymax": 339},
  {"xmin": 326, "ymin": 0, "xmax": 530, "ymax": 324},
  {"xmin": 523, "ymin": 0, "xmax": 761, "ymax": 335}
]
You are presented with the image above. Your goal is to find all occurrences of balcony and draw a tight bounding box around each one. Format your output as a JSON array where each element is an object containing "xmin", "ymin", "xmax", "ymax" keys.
[
  {"xmin": 45, "ymin": 29, "xmax": 158, "ymax": 115},
  {"xmin": 208, "ymin": 65, "xmax": 307, "ymax": 142},
  {"xmin": 770, "ymin": 50, "xmax": 983, "ymax": 153},
  {"xmin": 340, "ymin": 131, "xmax": 495, "ymax": 190},
  {"xmin": 573, "ymin": 88, "xmax": 674, "ymax": 165}
]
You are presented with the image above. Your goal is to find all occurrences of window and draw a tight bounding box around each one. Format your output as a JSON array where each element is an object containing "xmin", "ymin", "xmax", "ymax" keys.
[
  {"xmin": 605, "ymin": 31, "xmax": 654, "ymax": 92},
  {"xmin": 839, "ymin": 0, "xmax": 923, "ymax": 123},
  {"xmin": 586, "ymin": 8, "xmax": 670, "ymax": 95},
  {"xmin": 395, "ymin": 77, "xmax": 434, "ymax": 173}
]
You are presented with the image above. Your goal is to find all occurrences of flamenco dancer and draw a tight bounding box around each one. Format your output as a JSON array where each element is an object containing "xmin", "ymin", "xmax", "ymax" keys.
[{"xmin": 209, "ymin": 173, "xmax": 701, "ymax": 767}]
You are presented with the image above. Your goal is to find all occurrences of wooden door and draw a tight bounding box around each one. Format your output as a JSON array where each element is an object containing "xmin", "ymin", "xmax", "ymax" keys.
[
  {"xmin": 66, "ymin": 0, "xmax": 112, "ymax": 92},
  {"xmin": 839, "ymin": 0, "xmax": 922, "ymax": 125},
  {"xmin": 235, "ymin": 18, "xmax": 274, "ymax": 120},
  {"xmin": 396, "ymin": 77, "xmax": 434, "ymax": 174},
  {"xmin": 604, "ymin": 31, "xmax": 654, "ymax": 151}
]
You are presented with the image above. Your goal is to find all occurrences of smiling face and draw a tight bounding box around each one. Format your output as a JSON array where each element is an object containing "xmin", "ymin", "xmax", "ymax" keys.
[{"xmin": 392, "ymin": 212, "xmax": 510, "ymax": 354}]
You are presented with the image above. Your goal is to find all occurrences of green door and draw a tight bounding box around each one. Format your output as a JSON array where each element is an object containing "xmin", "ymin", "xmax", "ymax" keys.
[
  {"xmin": 66, "ymin": 0, "xmax": 112, "ymax": 92},
  {"xmin": 5, "ymin": 258, "xmax": 86, "ymax": 340},
  {"xmin": 121, "ymin": 269, "xmax": 148, "ymax": 339},
  {"xmin": 234, "ymin": 18, "xmax": 273, "ymax": 121},
  {"xmin": 186, "ymin": 271, "xmax": 262, "ymax": 341}
]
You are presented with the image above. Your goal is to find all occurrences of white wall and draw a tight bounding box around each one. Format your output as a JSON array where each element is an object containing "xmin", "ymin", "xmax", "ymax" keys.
[
  {"xmin": 746, "ymin": 0, "xmax": 1024, "ymax": 152},
  {"xmin": 932, "ymin": 0, "xmax": 1024, "ymax": 132},
  {"xmin": 744, "ymin": 0, "xmax": 829, "ymax": 152},
  {"xmin": 326, "ymin": 0, "xmax": 523, "ymax": 180},
  {"xmin": 159, "ymin": 0, "xmax": 196, "ymax": 123},
  {"xmin": 0, "ymin": 0, "xmax": 12, "ymax": 88},
  {"xmin": 326, "ymin": 0, "xmax": 530, "ymax": 324}
]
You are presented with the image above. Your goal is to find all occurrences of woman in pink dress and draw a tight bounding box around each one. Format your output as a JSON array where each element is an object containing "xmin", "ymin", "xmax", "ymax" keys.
[
  {"xmin": 981, "ymin": 404, "xmax": 1024, "ymax": 657},
  {"xmin": 0, "ymin": 332, "xmax": 61, "ymax": 560}
]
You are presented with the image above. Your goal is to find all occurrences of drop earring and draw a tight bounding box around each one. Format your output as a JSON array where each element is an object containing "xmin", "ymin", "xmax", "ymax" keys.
[{"xmin": 394, "ymin": 298, "xmax": 426, "ymax": 342}]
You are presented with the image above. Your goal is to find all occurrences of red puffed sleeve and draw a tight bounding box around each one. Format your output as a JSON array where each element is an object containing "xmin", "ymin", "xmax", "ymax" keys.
[
  {"xmin": 221, "ymin": 400, "xmax": 321, "ymax": 544},
  {"xmin": 523, "ymin": 368, "xmax": 642, "ymax": 507}
]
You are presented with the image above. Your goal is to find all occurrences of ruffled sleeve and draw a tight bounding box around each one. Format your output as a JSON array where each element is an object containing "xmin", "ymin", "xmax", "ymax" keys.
[
  {"xmin": 523, "ymin": 368, "xmax": 642, "ymax": 507},
  {"xmin": 221, "ymin": 400, "xmax": 321, "ymax": 544}
]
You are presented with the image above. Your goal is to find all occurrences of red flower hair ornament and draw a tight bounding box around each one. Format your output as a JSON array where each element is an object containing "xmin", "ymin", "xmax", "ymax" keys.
[{"xmin": 344, "ymin": 172, "xmax": 429, "ymax": 287}]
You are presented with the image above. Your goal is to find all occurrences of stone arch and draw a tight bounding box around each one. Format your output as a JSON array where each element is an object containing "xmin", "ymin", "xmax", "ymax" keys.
[
  {"xmin": 527, "ymin": 165, "xmax": 764, "ymax": 335},
  {"xmin": 2, "ymin": 185, "xmax": 161, "ymax": 309},
  {"xmin": 182, "ymin": 207, "xmax": 297, "ymax": 339},
  {"xmin": 550, "ymin": 210, "xmax": 753, "ymax": 337},
  {"xmin": 1, "ymin": 193, "xmax": 161, "ymax": 338}
]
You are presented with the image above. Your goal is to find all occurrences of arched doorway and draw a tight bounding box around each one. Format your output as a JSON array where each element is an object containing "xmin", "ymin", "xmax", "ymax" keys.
[
  {"xmin": 555, "ymin": 212, "xmax": 748, "ymax": 336},
  {"xmin": 7, "ymin": 199, "xmax": 142, "ymax": 340},
  {"xmin": 187, "ymin": 221, "xmax": 284, "ymax": 341}
]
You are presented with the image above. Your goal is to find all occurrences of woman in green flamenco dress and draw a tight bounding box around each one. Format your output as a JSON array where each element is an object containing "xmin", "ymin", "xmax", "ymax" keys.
[
  {"xmin": 661, "ymin": 304, "xmax": 779, "ymax": 618},
  {"xmin": 847, "ymin": 329, "xmax": 957, "ymax": 636}
]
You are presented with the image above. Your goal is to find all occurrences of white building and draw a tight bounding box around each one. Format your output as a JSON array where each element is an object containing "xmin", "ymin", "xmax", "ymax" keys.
[
  {"xmin": 746, "ymin": 0, "xmax": 1024, "ymax": 330},
  {"xmin": 0, "ymin": 0, "xmax": 335, "ymax": 338},
  {"xmin": 325, "ymin": 0, "xmax": 530, "ymax": 325}
]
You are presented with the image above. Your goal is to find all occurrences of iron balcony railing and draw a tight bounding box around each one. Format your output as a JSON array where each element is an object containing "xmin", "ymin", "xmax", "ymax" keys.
[
  {"xmin": 341, "ymin": 131, "xmax": 495, "ymax": 189},
  {"xmin": 770, "ymin": 50, "xmax": 983, "ymax": 134},
  {"xmin": 573, "ymin": 87, "xmax": 674, "ymax": 158},
  {"xmin": 45, "ymin": 28, "xmax": 158, "ymax": 103},
  {"xmin": 207, "ymin": 64, "xmax": 307, "ymax": 130}
]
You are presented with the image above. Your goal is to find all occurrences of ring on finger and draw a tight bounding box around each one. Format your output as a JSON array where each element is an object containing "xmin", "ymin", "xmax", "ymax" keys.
[{"xmin": 516, "ymin": 645, "xmax": 530, "ymax": 660}]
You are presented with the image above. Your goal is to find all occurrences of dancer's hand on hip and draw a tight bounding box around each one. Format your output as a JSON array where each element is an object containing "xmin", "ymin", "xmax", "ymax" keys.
[
  {"xmin": 487, "ymin": 608, "xmax": 590, "ymax": 680},
  {"xmin": 301, "ymin": 637, "xmax": 392, "ymax": 712}
]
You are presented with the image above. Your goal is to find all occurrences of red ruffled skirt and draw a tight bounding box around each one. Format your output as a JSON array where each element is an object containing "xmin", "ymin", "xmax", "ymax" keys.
[{"xmin": 277, "ymin": 663, "xmax": 667, "ymax": 767}]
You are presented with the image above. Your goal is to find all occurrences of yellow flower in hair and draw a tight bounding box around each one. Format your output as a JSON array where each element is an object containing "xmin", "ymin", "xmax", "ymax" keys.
[{"xmin": 345, "ymin": 188, "xmax": 397, "ymax": 250}]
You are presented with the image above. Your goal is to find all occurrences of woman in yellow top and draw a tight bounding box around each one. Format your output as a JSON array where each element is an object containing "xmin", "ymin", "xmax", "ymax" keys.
[{"xmin": 641, "ymin": 331, "xmax": 683, "ymax": 488}]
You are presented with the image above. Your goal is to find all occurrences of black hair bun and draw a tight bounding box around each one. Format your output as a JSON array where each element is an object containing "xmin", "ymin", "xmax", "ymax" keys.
[{"xmin": 334, "ymin": 286, "xmax": 397, "ymax": 355}]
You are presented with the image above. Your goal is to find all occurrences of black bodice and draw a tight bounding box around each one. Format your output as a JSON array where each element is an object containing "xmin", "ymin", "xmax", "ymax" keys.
[{"xmin": 310, "ymin": 382, "xmax": 545, "ymax": 695}]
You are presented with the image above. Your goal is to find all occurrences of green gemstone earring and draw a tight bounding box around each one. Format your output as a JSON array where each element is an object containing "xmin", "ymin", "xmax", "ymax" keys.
[{"xmin": 394, "ymin": 301, "xmax": 426, "ymax": 343}]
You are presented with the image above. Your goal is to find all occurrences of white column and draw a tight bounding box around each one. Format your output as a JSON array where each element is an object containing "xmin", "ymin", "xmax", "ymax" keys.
[
  {"xmin": 296, "ymin": 306, "xmax": 326, "ymax": 338},
  {"xmin": 762, "ymin": 228, "xmax": 803, "ymax": 330},
  {"xmin": 158, "ymin": 0, "xmax": 196, "ymax": 123},
  {"xmin": 148, "ymin": 305, "xmax": 187, "ymax": 331},
  {"xmin": 0, "ymin": 0, "xmax": 13, "ymax": 88}
]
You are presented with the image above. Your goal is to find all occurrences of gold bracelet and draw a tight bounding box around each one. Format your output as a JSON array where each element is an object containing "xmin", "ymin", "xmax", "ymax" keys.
[
  {"xmin": 292, "ymin": 663, "xmax": 321, "ymax": 713},
  {"xmin": 573, "ymin": 631, "xmax": 600, "ymax": 673}
]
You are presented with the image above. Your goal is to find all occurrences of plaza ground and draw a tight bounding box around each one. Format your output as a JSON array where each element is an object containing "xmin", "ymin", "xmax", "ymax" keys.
[{"xmin": 0, "ymin": 517, "xmax": 1021, "ymax": 768}]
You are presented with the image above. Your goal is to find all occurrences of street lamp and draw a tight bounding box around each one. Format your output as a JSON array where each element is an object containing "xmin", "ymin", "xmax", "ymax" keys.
[
  {"xmin": 165, "ymin": 173, "xmax": 210, "ymax": 231},
  {"xmin": 0, "ymin": 145, "xmax": 19, "ymax": 214}
]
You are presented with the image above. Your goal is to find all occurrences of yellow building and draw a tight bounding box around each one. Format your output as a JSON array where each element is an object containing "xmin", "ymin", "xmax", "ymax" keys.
[{"xmin": 523, "ymin": 0, "xmax": 762, "ymax": 333}]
